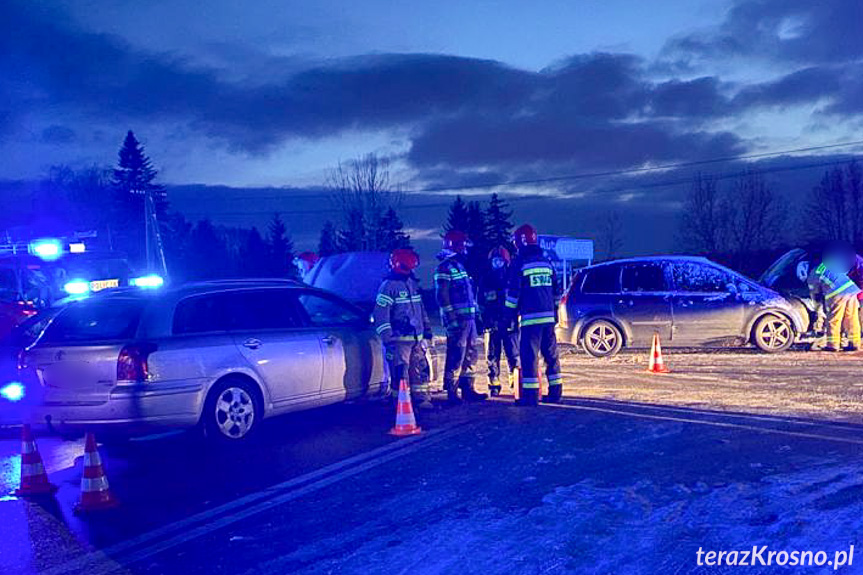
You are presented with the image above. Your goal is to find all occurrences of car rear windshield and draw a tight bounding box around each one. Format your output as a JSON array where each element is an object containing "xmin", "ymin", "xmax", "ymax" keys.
[
  {"xmin": 40, "ymin": 299, "xmax": 145, "ymax": 344},
  {"xmin": 581, "ymin": 266, "xmax": 621, "ymax": 294}
]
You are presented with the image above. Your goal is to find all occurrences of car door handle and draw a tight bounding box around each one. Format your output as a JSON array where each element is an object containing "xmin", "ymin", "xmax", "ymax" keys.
[
  {"xmin": 321, "ymin": 335, "xmax": 336, "ymax": 346},
  {"xmin": 243, "ymin": 338, "xmax": 262, "ymax": 350}
]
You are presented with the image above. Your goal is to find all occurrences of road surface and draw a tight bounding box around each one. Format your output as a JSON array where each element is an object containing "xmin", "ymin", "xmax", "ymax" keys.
[{"xmin": 2, "ymin": 347, "xmax": 863, "ymax": 574}]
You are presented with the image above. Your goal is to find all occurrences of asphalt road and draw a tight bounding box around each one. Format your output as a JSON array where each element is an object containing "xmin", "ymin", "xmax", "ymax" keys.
[{"xmin": 3, "ymin": 349, "xmax": 863, "ymax": 574}]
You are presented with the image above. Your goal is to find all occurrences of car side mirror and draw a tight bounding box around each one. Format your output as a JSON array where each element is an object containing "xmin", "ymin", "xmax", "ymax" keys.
[{"xmin": 726, "ymin": 283, "xmax": 738, "ymax": 295}]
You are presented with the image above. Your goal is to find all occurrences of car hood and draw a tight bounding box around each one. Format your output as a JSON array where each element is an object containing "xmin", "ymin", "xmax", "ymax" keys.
[{"xmin": 305, "ymin": 252, "xmax": 390, "ymax": 312}]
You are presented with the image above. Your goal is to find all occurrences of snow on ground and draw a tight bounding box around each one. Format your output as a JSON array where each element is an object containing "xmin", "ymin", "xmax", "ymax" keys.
[{"xmin": 556, "ymin": 348, "xmax": 863, "ymax": 423}]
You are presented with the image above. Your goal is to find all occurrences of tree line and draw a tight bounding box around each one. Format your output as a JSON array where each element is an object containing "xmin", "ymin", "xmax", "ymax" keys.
[
  {"xmin": 678, "ymin": 161, "xmax": 862, "ymax": 276},
  {"xmin": 19, "ymin": 131, "xmax": 300, "ymax": 283}
]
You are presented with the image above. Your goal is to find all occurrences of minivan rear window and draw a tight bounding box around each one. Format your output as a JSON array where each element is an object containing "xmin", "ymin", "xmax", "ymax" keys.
[
  {"xmin": 581, "ymin": 266, "xmax": 621, "ymax": 294},
  {"xmin": 41, "ymin": 299, "xmax": 145, "ymax": 343}
]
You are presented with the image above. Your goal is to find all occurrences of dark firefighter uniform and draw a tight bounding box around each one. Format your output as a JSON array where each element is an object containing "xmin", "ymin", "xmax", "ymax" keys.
[
  {"xmin": 480, "ymin": 248, "xmax": 519, "ymax": 396},
  {"xmin": 435, "ymin": 230, "xmax": 486, "ymax": 403},
  {"xmin": 506, "ymin": 225, "xmax": 563, "ymax": 405},
  {"xmin": 374, "ymin": 255, "xmax": 434, "ymax": 409}
]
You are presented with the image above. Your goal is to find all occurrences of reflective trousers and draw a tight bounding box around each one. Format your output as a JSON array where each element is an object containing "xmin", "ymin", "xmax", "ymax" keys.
[
  {"xmin": 826, "ymin": 295, "xmax": 861, "ymax": 350},
  {"xmin": 487, "ymin": 327, "xmax": 519, "ymax": 383},
  {"xmin": 386, "ymin": 340, "xmax": 431, "ymax": 401},
  {"xmin": 520, "ymin": 323, "xmax": 561, "ymax": 390},
  {"xmin": 444, "ymin": 319, "xmax": 478, "ymax": 390}
]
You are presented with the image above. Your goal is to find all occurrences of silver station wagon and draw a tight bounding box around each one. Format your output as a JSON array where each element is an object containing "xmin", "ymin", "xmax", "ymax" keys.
[{"xmin": 15, "ymin": 280, "xmax": 388, "ymax": 440}]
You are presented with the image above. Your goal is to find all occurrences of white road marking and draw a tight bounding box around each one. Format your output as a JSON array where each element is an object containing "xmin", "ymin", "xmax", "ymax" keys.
[
  {"xmin": 42, "ymin": 422, "xmax": 470, "ymax": 575},
  {"xmin": 569, "ymin": 397, "xmax": 863, "ymax": 430}
]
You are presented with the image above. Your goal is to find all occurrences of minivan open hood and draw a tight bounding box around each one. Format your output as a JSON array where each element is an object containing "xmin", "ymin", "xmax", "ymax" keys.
[{"xmin": 305, "ymin": 252, "xmax": 390, "ymax": 313}]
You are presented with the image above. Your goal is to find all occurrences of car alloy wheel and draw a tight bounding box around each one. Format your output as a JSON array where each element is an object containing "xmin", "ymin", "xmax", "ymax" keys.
[
  {"xmin": 583, "ymin": 320, "xmax": 623, "ymax": 357},
  {"xmin": 755, "ymin": 314, "xmax": 793, "ymax": 352},
  {"xmin": 214, "ymin": 386, "xmax": 256, "ymax": 439}
]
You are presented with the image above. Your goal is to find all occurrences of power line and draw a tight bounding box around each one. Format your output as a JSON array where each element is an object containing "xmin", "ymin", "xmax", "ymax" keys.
[
  {"xmin": 172, "ymin": 138, "xmax": 863, "ymax": 203},
  {"xmin": 178, "ymin": 154, "xmax": 861, "ymax": 218}
]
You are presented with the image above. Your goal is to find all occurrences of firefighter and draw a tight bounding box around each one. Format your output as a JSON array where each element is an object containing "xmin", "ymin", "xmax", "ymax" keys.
[
  {"xmin": 373, "ymin": 248, "xmax": 435, "ymax": 409},
  {"xmin": 480, "ymin": 246, "xmax": 519, "ymax": 396},
  {"xmin": 506, "ymin": 224, "xmax": 563, "ymax": 405},
  {"xmin": 808, "ymin": 241, "xmax": 862, "ymax": 352},
  {"xmin": 435, "ymin": 230, "xmax": 487, "ymax": 404}
]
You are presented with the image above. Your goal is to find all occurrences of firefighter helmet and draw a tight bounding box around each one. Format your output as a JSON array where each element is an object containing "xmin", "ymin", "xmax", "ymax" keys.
[
  {"xmin": 390, "ymin": 248, "xmax": 420, "ymax": 274},
  {"xmin": 488, "ymin": 246, "xmax": 511, "ymax": 265},
  {"xmin": 513, "ymin": 224, "xmax": 538, "ymax": 249},
  {"xmin": 442, "ymin": 230, "xmax": 471, "ymax": 253}
]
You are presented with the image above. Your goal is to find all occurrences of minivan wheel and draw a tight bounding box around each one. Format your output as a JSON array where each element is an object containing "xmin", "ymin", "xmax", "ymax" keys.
[
  {"xmin": 753, "ymin": 314, "xmax": 794, "ymax": 353},
  {"xmin": 582, "ymin": 320, "xmax": 624, "ymax": 358},
  {"xmin": 204, "ymin": 378, "xmax": 261, "ymax": 441}
]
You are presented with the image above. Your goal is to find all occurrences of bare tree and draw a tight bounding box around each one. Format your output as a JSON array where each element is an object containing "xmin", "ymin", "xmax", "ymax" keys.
[
  {"xmin": 325, "ymin": 153, "xmax": 403, "ymax": 251},
  {"xmin": 725, "ymin": 168, "xmax": 783, "ymax": 256},
  {"xmin": 847, "ymin": 160, "xmax": 863, "ymax": 246},
  {"xmin": 805, "ymin": 163, "xmax": 861, "ymax": 244},
  {"xmin": 678, "ymin": 172, "xmax": 726, "ymax": 254},
  {"xmin": 599, "ymin": 210, "xmax": 624, "ymax": 260}
]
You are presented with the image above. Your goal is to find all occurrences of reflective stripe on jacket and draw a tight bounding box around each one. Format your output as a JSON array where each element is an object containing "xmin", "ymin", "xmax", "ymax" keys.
[
  {"xmin": 808, "ymin": 261, "xmax": 862, "ymax": 300},
  {"xmin": 506, "ymin": 245, "xmax": 561, "ymax": 328},
  {"xmin": 373, "ymin": 273, "xmax": 430, "ymax": 344},
  {"xmin": 434, "ymin": 255, "xmax": 477, "ymax": 329}
]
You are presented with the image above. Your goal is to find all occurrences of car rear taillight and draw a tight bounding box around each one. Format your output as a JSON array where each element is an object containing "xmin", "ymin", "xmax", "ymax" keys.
[{"xmin": 117, "ymin": 344, "xmax": 156, "ymax": 382}]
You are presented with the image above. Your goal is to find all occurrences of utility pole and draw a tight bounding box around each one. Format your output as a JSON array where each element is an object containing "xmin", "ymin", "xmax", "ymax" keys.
[{"xmin": 142, "ymin": 188, "xmax": 169, "ymax": 281}]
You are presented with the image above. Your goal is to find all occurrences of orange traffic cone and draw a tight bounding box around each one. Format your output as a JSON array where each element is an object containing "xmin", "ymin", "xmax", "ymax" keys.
[
  {"xmin": 389, "ymin": 379, "xmax": 422, "ymax": 436},
  {"xmin": 647, "ymin": 333, "xmax": 670, "ymax": 374},
  {"xmin": 74, "ymin": 433, "xmax": 118, "ymax": 514},
  {"xmin": 15, "ymin": 424, "xmax": 57, "ymax": 497},
  {"xmin": 511, "ymin": 367, "xmax": 520, "ymax": 400}
]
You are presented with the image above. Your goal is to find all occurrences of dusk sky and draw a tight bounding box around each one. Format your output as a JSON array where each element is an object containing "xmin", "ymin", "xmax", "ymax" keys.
[{"xmin": 2, "ymin": 0, "xmax": 862, "ymax": 252}]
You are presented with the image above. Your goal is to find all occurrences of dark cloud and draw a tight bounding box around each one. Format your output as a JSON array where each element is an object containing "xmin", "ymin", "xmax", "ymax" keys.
[
  {"xmin": 2, "ymin": 0, "xmax": 860, "ymax": 186},
  {"xmin": 731, "ymin": 67, "xmax": 843, "ymax": 110},
  {"xmin": 663, "ymin": 0, "xmax": 863, "ymax": 66},
  {"xmin": 40, "ymin": 125, "xmax": 76, "ymax": 144},
  {"xmin": 650, "ymin": 77, "xmax": 729, "ymax": 118},
  {"xmin": 409, "ymin": 113, "xmax": 744, "ymax": 171}
]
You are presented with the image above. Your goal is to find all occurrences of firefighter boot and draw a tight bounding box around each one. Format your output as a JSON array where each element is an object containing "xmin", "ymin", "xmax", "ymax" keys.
[
  {"xmin": 515, "ymin": 388, "xmax": 539, "ymax": 406},
  {"xmin": 460, "ymin": 378, "xmax": 488, "ymax": 402},
  {"xmin": 414, "ymin": 391, "xmax": 435, "ymax": 411},
  {"xmin": 445, "ymin": 380, "xmax": 462, "ymax": 405},
  {"xmin": 488, "ymin": 377, "xmax": 502, "ymax": 397},
  {"xmin": 543, "ymin": 385, "xmax": 562, "ymax": 404}
]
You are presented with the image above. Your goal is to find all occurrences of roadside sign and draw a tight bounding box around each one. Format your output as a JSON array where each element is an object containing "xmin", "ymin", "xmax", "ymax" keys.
[{"xmin": 538, "ymin": 235, "xmax": 594, "ymax": 292}]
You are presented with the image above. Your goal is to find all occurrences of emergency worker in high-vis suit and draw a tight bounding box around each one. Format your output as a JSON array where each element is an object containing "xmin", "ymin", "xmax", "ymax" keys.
[{"xmin": 374, "ymin": 248, "xmax": 434, "ymax": 409}]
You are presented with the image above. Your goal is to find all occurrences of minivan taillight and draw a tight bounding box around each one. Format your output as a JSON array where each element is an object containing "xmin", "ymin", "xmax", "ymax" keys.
[{"xmin": 117, "ymin": 344, "xmax": 156, "ymax": 382}]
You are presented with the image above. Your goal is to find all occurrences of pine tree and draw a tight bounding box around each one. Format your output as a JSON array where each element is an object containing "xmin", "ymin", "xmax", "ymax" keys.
[
  {"xmin": 240, "ymin": 227, "xmax": 271, "ymax": 277},
  {"xmin": 268, "ymin": 213, "xmax": 295, "ymax": 277},
  {"xmin": 319, "ymin": 221, "xmax": 339, "ymax": 256},
  {"xmin": 338, "ymin": 209, "xmax": 366, "ymax": 252},
  {"xmin": 187, "ymin": 220, "xmax": 229, "ymax": 280},
  {"xmin": 466, "ymin": 201, "xmax": 487, "ymax": 248},
  {"xmin": 445, "ymin": 195, "xmax": 470, "ymax": 234},
  {"xmin": 485, "ymin": 193, "xmax": 514, "ymax": 249},
  {"xmin": 377, "ymin": 207, "xmax": 411, "ymax": 251},
  {"xmin": 111, "ymin": 131, "xmax": 167, "ymax": 266},
  {"xmin": 112, "ymin": 130, "xmax": 167, "ymax": 208}
]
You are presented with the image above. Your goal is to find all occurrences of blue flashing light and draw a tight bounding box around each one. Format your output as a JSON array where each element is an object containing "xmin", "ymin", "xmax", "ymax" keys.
[
  {"xmin": 0, "ymin": 382, "xmax": 24, "ymax": 402},
  {"xmin": 64, "ymin": 279, "xmax": 91, "ymax": 295},
  {"xmin": 30, "ymin": 239, "xmax": 62, "ymax": 261},
  {"xmin": 131, "ymin": 274, "xmax": 164, "ymax": 288}
]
